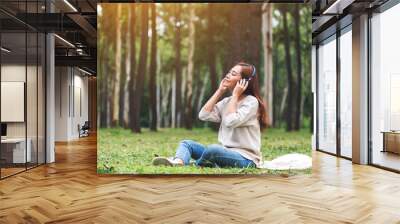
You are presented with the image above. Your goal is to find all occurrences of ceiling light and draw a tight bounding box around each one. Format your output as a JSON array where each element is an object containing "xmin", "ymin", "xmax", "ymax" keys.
[
  {"xmin": 97, "ymin": 5, "xmax": 102, "ymax": 16},
  {"xmin": 322, "ymin": 0, "xmax": 354, "ymax": 15},
  {"xmin": 1, "ymin": 47, "xmax": 11, "ymax": 53},
  {"xmin": 54, "ymin": 34, "xmax": 75, "ymax": 48},
  {"xmin": 63, "ymin": 0, "xmax": 78, "ymax": 12},
  {"xmin": 78, "ymin": 67, "xmax": 93, "ymax": 76}
]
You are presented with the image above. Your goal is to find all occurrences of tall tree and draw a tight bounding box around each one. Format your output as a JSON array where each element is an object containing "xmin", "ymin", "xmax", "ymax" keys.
[
  {"xmin": 119, "ymin": 7, "xmax": 128, "ymax": 128},
  {"xmin": 248, "ymin": 4, "xmax": 262, "ymax": 76},
  {"xmin": 293, "ymin": 5, "xmax": 302, "ymax": 130},
  {"xmin": 185, "ymin": 6, "xmax": 195, "ymax": 130},
  {"xmin": 132, "ymin": 4, "xmax": 149, "ymax": 133},
  {"xmin": 272, "ymin": 45, "xmax": 279, "ymax": 127},
  {"xmin": 262, "ymin": 3, "xmax": 273, "ymax": 127},
  {"xmin": 112, "ymin": 4, "xmax": 122, "ymax": 127},
  {"xmin": 160, "ymin": 74, "xmax": 170, "ymax": 127},
  {"xmin": 281, "ymin": 6, "xmax": 294, "ymax": 131},
  {"xmin": 229, "ymin": 5, "xmax": 242, "ymax": 66},
  {"xmin": 123, "ymin": 8, "xmax": 132, "ymax": 127},
  {"xmin": 100, "ymin": 4, "xmax": 116, "ymax": 128},
  {"xmin": 208, "ymin": 4, "xmax": 217, "ymax": 93},
  {"xmin": 149, "ymin": 4, "xmax": 157, "ymax": 131},
  {"xmin": 107, "ymin": 47, "xmax": 113, "ymax": 127},
  {"xmin": 197, "ymin": 75, "xmax": 209, "ymax": 113},
  {"xmin": 174, "ymin": 4, "xmax": 183, "ymax": 128},
  {"xmin": 171, "ymin": 72, "xmax": 176, "ymax": 128},
  {"xmin": 207, "ymin": 4, "xmax": 220, "ymax": 131},
  {"xmin": 98, "ymin": 17, "xmax": 107, "ymax": 127},
  {"xmin": 128, "ymin": 4, "xmax": 136, "ymax": 131}
]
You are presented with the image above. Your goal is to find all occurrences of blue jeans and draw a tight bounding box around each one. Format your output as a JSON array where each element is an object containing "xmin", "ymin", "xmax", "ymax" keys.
[{"xmin": 174, "ymin": 140, "xmax": 256, "ymax": 168}]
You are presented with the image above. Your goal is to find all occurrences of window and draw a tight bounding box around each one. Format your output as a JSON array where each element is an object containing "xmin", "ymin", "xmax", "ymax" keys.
[
  {"xmin": 317, "ymin": 35, "xmax": 337, "ymax": 154},
  {"xmin": 370, "ymin": 3, "xmax": 400, "ymax": 171},
  {"xmin": 0, "ymin": 1, "xmax": 47, "ymax": 179},
  {"xmin": 340, "ymin": 28, "xmax": 352, "ymax": 158}
]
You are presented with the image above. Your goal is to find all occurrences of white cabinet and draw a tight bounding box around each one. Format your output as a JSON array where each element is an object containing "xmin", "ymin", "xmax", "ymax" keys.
[{"xmin": 1, "ymin": 138, "xmax": 32, "ymax": 163}]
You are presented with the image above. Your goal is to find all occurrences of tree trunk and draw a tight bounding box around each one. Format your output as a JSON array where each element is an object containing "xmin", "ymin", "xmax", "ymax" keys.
[
  {"xmin": 294, "ymin": 5, "xmax": 302, "ymax": 130},
  {"xmin": 262, "ymin": 3, "xmax": 273, "ymax": 127},
  {"xmin": 159, "ymin": 72, "xmax": 167, "ymax": 127},
  {"xmin": 281, "ymin": 6, "xmax": 294, "ymax": 131},
  {"xmin": 193, "ymin": 71, "xmax": 201, "ymax": 120},
  {"xmin": 166, "ymin": 84, "xmax": 172, "ymax": 127},
  {"xmin": 107, "ymin": 50, "xmax": 112, "ymax": 128},
  {"xmin": 107, "ymin": 46, "xmax": 115, "ymax": 127},
  {"xmin": 128, "ymin": 4, "xmax": 136, "ymax": 132},
  {"xmin": 208, "ymin": 4, "xmax": 217, "ymax": 93},
  {"xmin": 156, "ymin": 52, "xmax": 161, "ymax": 129},
  {"xmin": 272, "ymin": 45, "xmax": 279, "ymax": 127},
  {"xmin": 119, "ymin": 7, "xmax": 127, "ymax": 127},
  {"xmin": 149, "ymin": 4, "xmax": 157, "ymax": 131},
  {"xmin": 132, "ymin": 4, "xmax": 149, "ymax": 133},
  {"xmin": 248, "ymin": 4, "xmax": 262, "ymax": 76},
  {"xmin": 197, "ymin": 75, "xmax": 209, "ymax": 113},
  {"xmin": 174, "ymin": 4, "xmax": 182, "ymax": 128},
  {"xmin": 280, "ymin": 87, "xmax": 288, "ymax": 119},
  {"xmin": 101, "ymin": 5, "xmax": 114, "ymax": 128},
  {"xmin": 156, "ymin": 79, "xmax": 161, "ymax": 128},
  {"xmin": 112, "ymin": 4, "xmax": 122, "ymax": 127},
  {"xmin": 230, "ymin": 5, "xmax": 242, "ymax": 66},
  {"xmin": 181, "ymin": 67, "xmax": 187, "ymax": 126},
  {"xmin": 99, "ymin": 32, "xmax": 107, "ymax": 128},
  {"xmin": 171, "ymin": 72, "xmax": 176, "ymax": 128},
  {"xmin": 123, "ymin": 14, "xmax": 131, "ymax": 129},
  {"xmin": 185, "ymin": 6, "xmax": 195, "ymax": 130}
]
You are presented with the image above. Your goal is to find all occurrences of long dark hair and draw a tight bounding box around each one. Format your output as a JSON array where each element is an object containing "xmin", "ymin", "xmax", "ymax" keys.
[{"xmin": 236, "ymin": 61, "xmax": 268, "ymax": 131}]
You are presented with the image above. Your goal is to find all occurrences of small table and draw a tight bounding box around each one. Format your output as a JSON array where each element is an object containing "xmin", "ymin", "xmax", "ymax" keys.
[
  {"xmin": 381, "ymin": 131, "xmax": 400, "ymax": 155},
  {"xmin": 1, "ymin": 138, "xmax": 31, "ymax": 164}
]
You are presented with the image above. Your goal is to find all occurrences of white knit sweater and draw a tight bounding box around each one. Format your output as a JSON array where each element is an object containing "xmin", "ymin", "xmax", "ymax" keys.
[{"xmin": 198, "ymin": 95, "xmax": 262, "ymax": 167}]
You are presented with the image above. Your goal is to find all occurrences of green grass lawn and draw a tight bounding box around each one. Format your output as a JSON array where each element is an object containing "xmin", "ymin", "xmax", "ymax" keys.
[{"xmin": 97, "ymin": 127, "xmax": 312, "ymax": 175}]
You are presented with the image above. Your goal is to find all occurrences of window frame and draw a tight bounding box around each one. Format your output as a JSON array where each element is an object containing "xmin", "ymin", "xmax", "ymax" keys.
[
  {"xmin": 367, "ymin": 0, "xmax": 400, "ymax": 173},
  {"xmin": 314, "ymin": 21, "xmax": 353, "ymax": 161}
]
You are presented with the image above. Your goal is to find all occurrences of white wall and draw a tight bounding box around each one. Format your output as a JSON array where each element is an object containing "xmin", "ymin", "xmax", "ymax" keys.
[
  {"xmin": 1, "ymin": 65, "xmax": 39, "ymax": 137},
  {"xmin": 1, "ymin": 65, "xmax": 26, "ymax": 136},
  {"xmin": 55, "ymin": 66, "xmax": 70, "ymax": 141},
  {"xmin": 1, "ymin": 63, "xmax": 46, "ymax": 164},
  {"xmin": 55, "ymin": 67, "xmax": 89, "ymax": 141},
  {"xmin": 72, "ymin": 72, "xmax": 89, "ymax": 138}
]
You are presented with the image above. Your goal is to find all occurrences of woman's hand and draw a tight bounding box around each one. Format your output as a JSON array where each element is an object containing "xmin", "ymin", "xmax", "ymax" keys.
[
  {"xmin": 218, "ymin": 78, "xmax": 228, "ymax": 93},
  {"xmin": 232, "ymin": 79, "xmax": 248, "ymax": 97},
  {"xmin": 200, "ymin": 78, "xmax": 228, "ymax": 119}
]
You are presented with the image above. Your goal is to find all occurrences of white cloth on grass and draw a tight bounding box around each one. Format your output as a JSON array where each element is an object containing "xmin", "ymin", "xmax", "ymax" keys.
[{"xmin": 260, "ymin": 153, "xmax": 312, "ymax": 170}]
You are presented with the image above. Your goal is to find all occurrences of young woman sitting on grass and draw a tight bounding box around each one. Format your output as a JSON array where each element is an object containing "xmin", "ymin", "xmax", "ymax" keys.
[{"xmin": 152, "ymin": 62, "xmax": 268, "ymax": 168}]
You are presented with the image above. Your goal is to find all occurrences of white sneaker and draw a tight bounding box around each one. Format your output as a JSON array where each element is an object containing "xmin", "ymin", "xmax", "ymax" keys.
[{"xmin": 152, "ymin": 157, "xmax": 183, "ymax": 166}]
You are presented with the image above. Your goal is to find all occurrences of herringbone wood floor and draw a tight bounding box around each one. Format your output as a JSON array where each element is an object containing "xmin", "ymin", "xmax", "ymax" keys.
[{"xmin": 1, "ymin": 134, "xmax": 400, "ymax": 224}]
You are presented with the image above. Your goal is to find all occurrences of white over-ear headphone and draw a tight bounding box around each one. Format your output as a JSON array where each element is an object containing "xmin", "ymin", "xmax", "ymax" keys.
[{"xmin": 248, "ymin": 65, "xmax": 256, "ymax": 81}]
